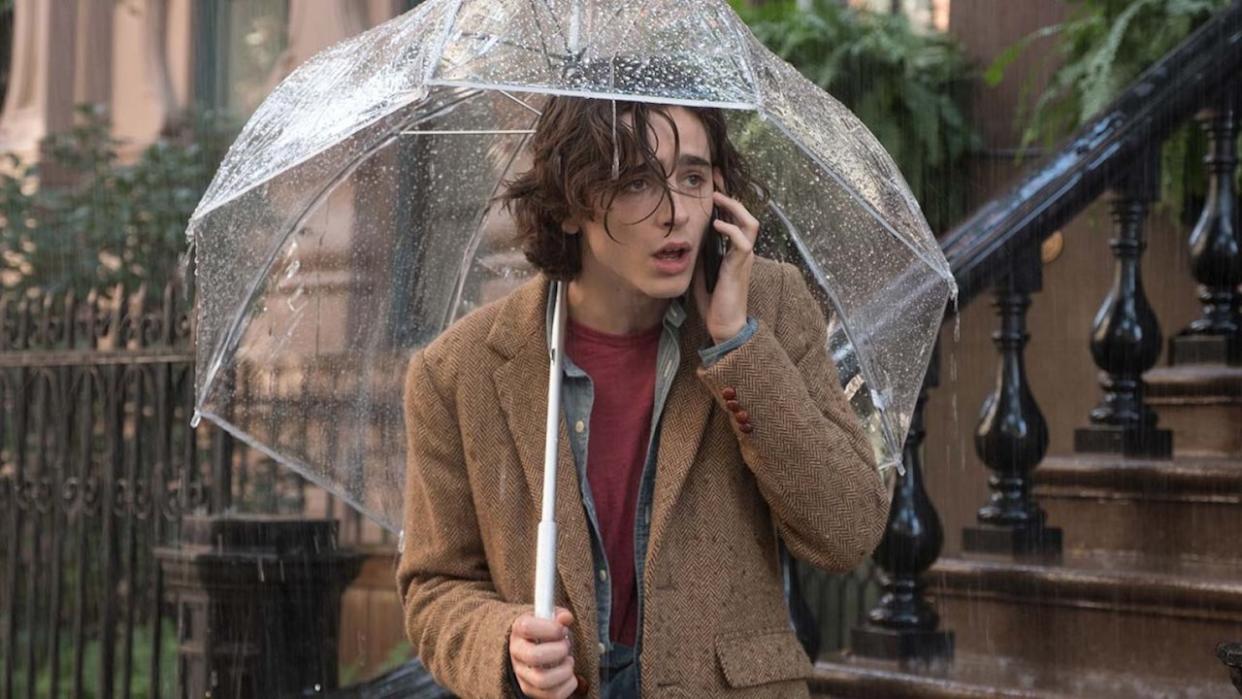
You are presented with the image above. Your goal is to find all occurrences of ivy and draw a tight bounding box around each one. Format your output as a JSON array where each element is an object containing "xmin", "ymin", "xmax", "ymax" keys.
[
  {"xmin": 988, "ymin": 0, "xmax": 1234, "ymax": 222},
  {"xmin": 730, "ymin": 0, "xmax": 982, "ymax": 232}
]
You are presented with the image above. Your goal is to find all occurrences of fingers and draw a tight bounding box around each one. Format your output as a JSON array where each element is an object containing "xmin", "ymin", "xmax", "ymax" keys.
[
  {"xmin": 712, "ymin": 191, "xmax": 759, "ymax": 238},
  {"xmin": 513, "ymin": 608, "xmax": 573, "ymax": 643},
  {"xmin": 711, "ymin": 218, "xmax": 753, "ymax": 256},
  {"xmin": 516, "ymin": 653, "xmax": 576, "ymax": 696},
  {"xmin": 509, "ymin": 608, "xmax": 576, "ymax": 699},
  {"xmin": 512, "ymin": 634, "xmax": 572, "ymax": 667},
  {"xmin": 510, "ymin": 607, "xmax": 577, "ymax": 698}
]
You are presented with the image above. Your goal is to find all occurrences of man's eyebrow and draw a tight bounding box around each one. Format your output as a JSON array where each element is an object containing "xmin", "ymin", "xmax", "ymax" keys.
[{"xmin": 676, "ymin": 154, "xmax": 712, "ymax": 169}]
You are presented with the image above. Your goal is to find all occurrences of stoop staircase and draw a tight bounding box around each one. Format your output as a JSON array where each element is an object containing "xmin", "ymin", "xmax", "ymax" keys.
[
  {"xmin": 809, "ymin": 3, "xmax": 1242, "ymax": 697},
  {"xmin": 812, "ymin": 368, "xmax": 1242, "ymax": 697}
]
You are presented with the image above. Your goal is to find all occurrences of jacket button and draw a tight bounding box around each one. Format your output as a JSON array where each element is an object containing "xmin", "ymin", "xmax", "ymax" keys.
[
  {"xmin": 725, "ymin": 400, "xmax": 741, "ymax": 412},
  {"xmin": 735, "ymin": 410, "xmax": 750, "ymax": 423},
  {"xmin": 599, "ymin": 641, "xmax": 607, "ymax": 655},
  {"xmin": 722, "ymin": 387, "xmax": 737, "ymax": 400},
  {"xmin": 573, "ymin": 673, "xmax": 590, "ymax": 696},
  {"xmin": 739, "ymin": 423, "xmax": 754, "ymax": 434},
  {"xmin": 575, "ymin": 420, "xmax": 585, "ymax": 433}
]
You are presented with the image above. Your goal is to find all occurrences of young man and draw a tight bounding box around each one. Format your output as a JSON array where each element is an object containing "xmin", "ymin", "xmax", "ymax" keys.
[{"xmin": 396, "ymin": 96, "xmax": 889, "ymax": 699}]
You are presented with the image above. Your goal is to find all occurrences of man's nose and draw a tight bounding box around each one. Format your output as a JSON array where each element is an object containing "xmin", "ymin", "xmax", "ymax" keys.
[{"xmin": 662, "ymin": 189, "xmax": 694, "ymax": 229}]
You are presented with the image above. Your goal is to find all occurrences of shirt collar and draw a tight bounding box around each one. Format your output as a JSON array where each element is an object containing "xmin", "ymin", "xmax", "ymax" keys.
[{"xmin": 543, "ymin": 281, "xmax": 687, "ymax": 354}]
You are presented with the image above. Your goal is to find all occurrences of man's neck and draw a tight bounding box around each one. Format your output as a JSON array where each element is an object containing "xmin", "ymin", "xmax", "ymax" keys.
[{"xmin": 566, "ymin": 273, "xmax": 669, "ymax": 336}]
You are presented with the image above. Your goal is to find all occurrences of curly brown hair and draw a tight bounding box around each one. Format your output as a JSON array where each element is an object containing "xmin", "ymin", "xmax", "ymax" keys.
[{"xmin": 495, "ymin": 95, "xmax": 768, "ymax": 281}]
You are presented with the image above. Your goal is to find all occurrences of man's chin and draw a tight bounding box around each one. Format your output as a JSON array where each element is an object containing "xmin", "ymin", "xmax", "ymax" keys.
[{"xmin": 642, "ymin": 276, "xmax": 693, "ymax": 300}]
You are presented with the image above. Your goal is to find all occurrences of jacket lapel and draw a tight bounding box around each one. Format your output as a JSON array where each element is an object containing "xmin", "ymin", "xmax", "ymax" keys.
[
  {"xmin": 489, "ymin": 276, "xmax": 598, "ymax": 641},
  {"xmin": 644, "ymin": 300, "xmax": 714, "ymax": 579}
]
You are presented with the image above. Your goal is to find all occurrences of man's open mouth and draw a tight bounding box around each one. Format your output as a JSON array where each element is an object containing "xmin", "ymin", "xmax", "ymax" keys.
[
  {"xmin": 654, "ymin": 242, "xmax": 691, "ymax": 260},
  {"xmin": 654, "ymin": 249, "xmax": 688, "ymax": 260}
]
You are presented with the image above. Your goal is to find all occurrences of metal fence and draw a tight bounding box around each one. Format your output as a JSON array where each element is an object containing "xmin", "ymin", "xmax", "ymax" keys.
[
  {"xmin": 0, "ymin": 281, "xmax": 207, "ymax": 699},
  {"xmin": 0, "ymin": 280, "xmax": 328, "ymax": 699}
]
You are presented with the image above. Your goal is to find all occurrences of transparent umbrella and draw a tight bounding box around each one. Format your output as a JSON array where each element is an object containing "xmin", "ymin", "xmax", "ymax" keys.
[{"xmin": 186, "ymin": 0, "xmax": 956, "ymax": 616}]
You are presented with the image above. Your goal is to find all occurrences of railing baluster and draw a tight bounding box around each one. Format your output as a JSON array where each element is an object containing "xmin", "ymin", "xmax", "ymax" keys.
[
  {"xmin": 964, "ymin": 245, "xmax": 1062, "ymax": 557},
  {"xmin": 1171, "ymin": 85, "xmax": 1242, "ymax": 366},
  {"xmin": 851, "ymin": 344, "xmax": 954, "ymax": 663},
  {"xmin": 148, "ymin": 282, "xmax": 178, "ymax": 699},
  {"xmin": 47, "ymin": 294, "xmax": 74, "ymax": 699},
  {"xmin": 71, "ymin": 370, "xmax": 95, "ymax": 699},
  {"xmin": 15, "ymin": 298, "xmax": 33, "ymax": 699},
  {"xmin": 1074, "ymin": 149, "xmax": 1173, "ymax": 458}
]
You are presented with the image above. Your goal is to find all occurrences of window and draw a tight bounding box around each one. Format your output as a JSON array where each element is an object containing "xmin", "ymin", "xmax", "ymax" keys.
[
  {"xmin": 194, "ymin": 0, "xmax": 290, "ymax": 119},
  {"xmin": 847, "ymin": 0, "xmax": 950, "ymax": 33}
]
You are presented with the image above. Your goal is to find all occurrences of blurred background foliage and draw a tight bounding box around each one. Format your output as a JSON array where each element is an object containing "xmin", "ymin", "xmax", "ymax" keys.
[
  {"xmin": 0, "ymin": 106, "xmax": 233, "ymax": 297},
  {"xmin": 986, "ymin": 0, "xmax": 1235, "ymax": 221},
  {"xmin": 731, "ymin": 0, "xmax": 981, "ymax": 233}
]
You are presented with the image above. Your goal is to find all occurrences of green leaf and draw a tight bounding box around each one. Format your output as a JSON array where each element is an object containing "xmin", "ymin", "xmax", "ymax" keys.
[{"xmin": 984, "ymin": 24, "xmax": 1063, "ymax": 87}]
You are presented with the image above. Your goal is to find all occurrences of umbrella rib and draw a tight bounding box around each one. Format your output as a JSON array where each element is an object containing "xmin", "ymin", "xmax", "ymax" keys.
[
  {"xmin": 442, "ymin": 32, "xmax": 574, "ymax": 83},
  {"xmin": 424, "ymin": 0, "xmax": 465, "ymax": 85},
  {"xmin": 425, "ymin": 79, "xmax": 755, "ymax": 111},
  {"xmin": 400, "ymin": 129, "xmax": 536, "ymax": 135},
  {"xmin": 717, "ymin": 3, "xmax": 763, "ymax": 108},
  {"xmin": 575, "ymin": 3, "xmax": 630, "ymax": 58},
  {"xmin": 526, "ymin": 0, "xmax": 564, "ymax": 74},
  {"xmin": 608, "ymin": 0, "xmax": 659, "ymax": 67},
  {"xmin": 199, "ymin": 407, "xmax": 400, "ymax": 533},
  {"xmin": 764, "ymin": 114, "xmax": 955, "ymax": 285},
  {"xmin": 457, "ymin": 32, "xmax": 573, "ymax": 61},
  {"xmin": 498, "ymin": 90, "xmax": 543, "ymax": 116}
]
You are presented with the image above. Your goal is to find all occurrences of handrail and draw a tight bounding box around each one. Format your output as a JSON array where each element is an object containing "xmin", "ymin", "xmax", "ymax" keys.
[{"xmin": 941, "ymin": 0, "xmax": 1242, "ymax": 306}]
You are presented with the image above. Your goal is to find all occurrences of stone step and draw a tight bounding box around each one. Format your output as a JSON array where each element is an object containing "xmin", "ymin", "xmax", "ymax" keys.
[
  {"xmin": 1034, "ymin": 454, "xmax": 1242, "ymax": 561},
  {"xmin": 810, "ymin": 650, "xmax": 1228, "ymax": 698},
  {"xmin": 927, "ymin": 551, "xmax": 1242, "ymax": 686},
  {"xmin": 1145, "ymin": 364, "xmax": 1242, "ymax": 457}
]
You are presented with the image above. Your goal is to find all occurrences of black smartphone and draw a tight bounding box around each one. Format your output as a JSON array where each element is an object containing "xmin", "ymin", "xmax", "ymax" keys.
[{"xmin": 701, "ymin": 205, "xmax": 729, "ymax": 294}]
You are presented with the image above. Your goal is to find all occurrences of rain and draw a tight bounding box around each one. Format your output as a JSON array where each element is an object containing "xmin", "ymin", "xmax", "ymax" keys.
[{"xmin": 0, "ymin": 1, "xmax": 1239, "ymax": 698}]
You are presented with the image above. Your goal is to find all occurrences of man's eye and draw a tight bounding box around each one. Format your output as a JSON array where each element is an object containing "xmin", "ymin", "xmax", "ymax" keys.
[
  {"xmin": 624, "ymin": 179, "xmax": 648, "ymax": 192},
  {"xmin": 685, "ymin": 174, "xmax": 705, "ymax": 187}
]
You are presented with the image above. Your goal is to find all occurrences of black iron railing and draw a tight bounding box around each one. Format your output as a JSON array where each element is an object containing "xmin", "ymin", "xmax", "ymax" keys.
[
  {"xmin": 0, "ymin": 282, "xmax": 325, "ymax": 699},
  {"xmin": 849, "ymin": 0, "xmax": 1242, "ymax": 673}
]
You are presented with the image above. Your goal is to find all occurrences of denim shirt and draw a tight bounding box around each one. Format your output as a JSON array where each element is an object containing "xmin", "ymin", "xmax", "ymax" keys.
[{"xmin": 543, "ymin": 291, "xmax": 757, "ymax": 695}]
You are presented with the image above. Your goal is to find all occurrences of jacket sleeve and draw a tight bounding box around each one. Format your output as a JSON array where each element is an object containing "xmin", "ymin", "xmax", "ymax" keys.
[
  {"xmin": 694, "ymin": 262, "xmax": 891, "ymax": 572},
  {"xmin": 395, "ymin": 349, "xmax": 529, "ymax": 699}
]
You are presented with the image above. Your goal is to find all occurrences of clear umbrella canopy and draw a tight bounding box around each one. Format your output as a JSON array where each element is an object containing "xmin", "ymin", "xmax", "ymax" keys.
[{"xmin": 188, "ymin": 0, "xmax": 955, "ymax": 533}]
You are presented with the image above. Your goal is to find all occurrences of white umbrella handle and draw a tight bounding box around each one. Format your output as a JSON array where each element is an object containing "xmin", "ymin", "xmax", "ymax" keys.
[{"xmin": 534, "ymin": 280, "xmax": 568, "ymax": 620}]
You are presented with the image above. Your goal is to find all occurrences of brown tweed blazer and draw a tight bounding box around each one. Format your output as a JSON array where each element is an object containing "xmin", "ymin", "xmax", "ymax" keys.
[{"xmin": 396, "ymin": 256, "xmax": 890, "ymax": 698}]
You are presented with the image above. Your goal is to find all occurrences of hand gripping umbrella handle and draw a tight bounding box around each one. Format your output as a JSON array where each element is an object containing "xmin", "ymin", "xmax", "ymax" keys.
[{"xmin": 534, "ymin": 280, "xmax": 568, "ymax": 620}]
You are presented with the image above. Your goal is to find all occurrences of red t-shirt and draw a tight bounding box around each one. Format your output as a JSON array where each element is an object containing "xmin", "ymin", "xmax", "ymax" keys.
[{"xmin": 565, "ymin": 317, "xmax": 661, "ymax": 647}]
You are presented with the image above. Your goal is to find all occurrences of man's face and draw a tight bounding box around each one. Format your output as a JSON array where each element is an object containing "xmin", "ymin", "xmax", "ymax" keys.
[{"xmin": 569, "ymin": 106, "xmax": 717, "ymax": 301}]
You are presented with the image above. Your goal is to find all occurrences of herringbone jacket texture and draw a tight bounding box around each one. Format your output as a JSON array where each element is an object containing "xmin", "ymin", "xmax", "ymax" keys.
[{"xmin": 396, "ymin": 257, "xmax": 890, "ymax": 698}]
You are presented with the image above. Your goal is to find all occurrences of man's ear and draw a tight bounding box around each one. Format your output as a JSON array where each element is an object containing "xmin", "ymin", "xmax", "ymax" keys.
[
  {"xmin": 561, "ymin": 219, "xmax": 582, "ymax": 235},
  {"xmin": 712, "ymin": 167, "xmax": 726, "ymax": 195}
]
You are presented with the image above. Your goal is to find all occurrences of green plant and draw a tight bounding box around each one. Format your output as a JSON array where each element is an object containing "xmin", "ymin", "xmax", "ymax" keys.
[
  {"xmin": 0, "ymin": 104, "xmax": 234, "ymax": 297},
  {"xmin": 731, "ymin": 0, "xmax": 982, "ymax": 232},
  {"xmin": 7, "ymin": 619, "xmax": 179, "ymax": 699},
  {"xmin": 987, "ymin": 0, "xmax": 1234, "ymax": 219}
]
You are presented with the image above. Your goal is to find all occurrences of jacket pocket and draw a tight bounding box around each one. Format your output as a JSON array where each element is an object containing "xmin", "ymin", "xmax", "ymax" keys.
[{"xmin": 715, "ymin": 627, "xmax": 814, "ymax": 688}]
